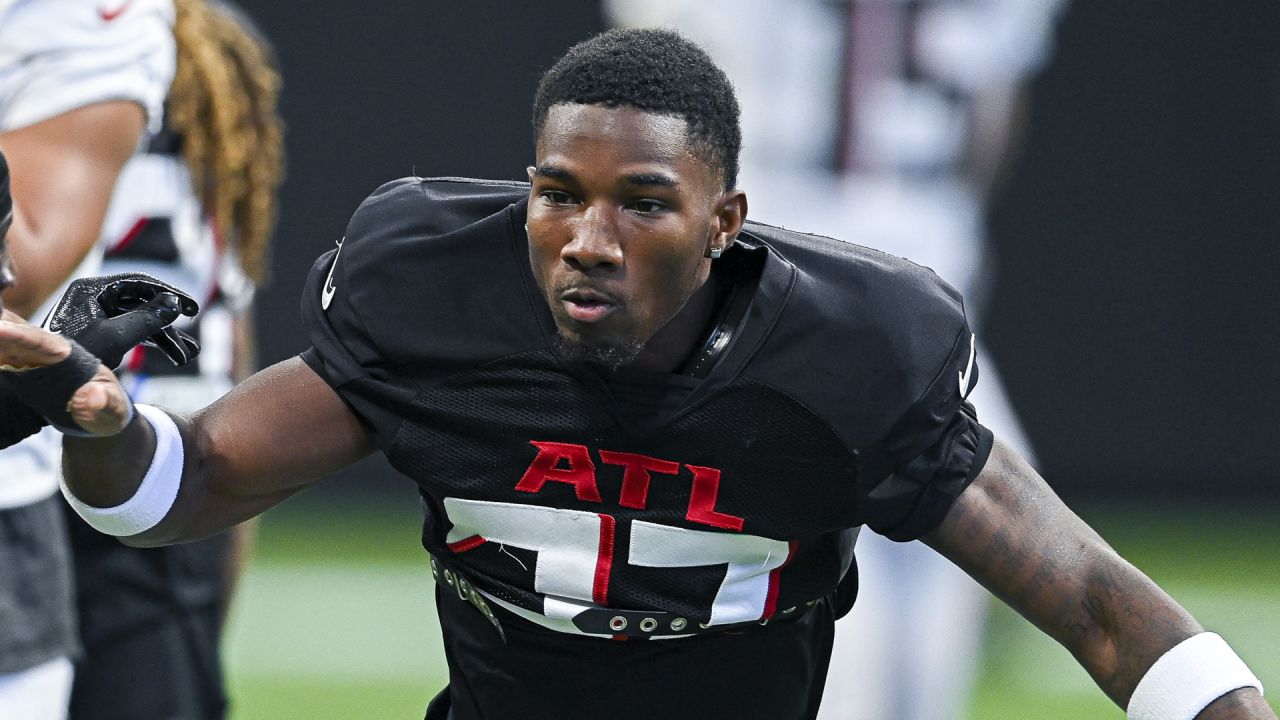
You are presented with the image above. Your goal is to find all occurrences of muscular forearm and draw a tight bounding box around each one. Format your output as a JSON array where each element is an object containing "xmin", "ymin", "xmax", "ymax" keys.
[
  {"xmin": 1058, "ymin": 541, "xmax": 1273, "ymax": 717},
  {"xmin": 65, "ymin": 404, "xmax": 305, "ymax": 547},
  {"xmin": 63, "ymin": 359, "xmax": 376, "ymax": 547},
  {"xmin": 62, "ymin": 408, "xmax": 158, "ymax": 506},
  {"xmin": 928, "ymin": 467, "xmax": 1195, "ymax": 704},
  {"xmin": 926, "ymin": 442, "xmax": 1272, "ymax": 716},
  {"xmin": 1062, "ymin": 549, "xmax": 1201, "ymax": 705}
]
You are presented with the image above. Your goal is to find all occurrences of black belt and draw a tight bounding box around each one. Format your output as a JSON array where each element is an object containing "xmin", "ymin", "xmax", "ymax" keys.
[
  {"xmin": 430, "ymin": 555, "xmax": 817, "ymax": 641},
  {"xmin": 567, "ymin": 602, "xmax": 816, "ymax": 637}
]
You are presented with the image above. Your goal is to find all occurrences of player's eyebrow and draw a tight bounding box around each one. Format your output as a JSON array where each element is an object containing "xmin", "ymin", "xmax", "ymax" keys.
[
  {"xmin": 621, "ymin": 172, "xmax": 679, "ymax": 189},
  {"xmin": 532, "ymin": 164, "xmax": 574, "ymax": 181},
  {"xmin": 532, "ymin": 165, "xmax": 679, "ymax": 190}
]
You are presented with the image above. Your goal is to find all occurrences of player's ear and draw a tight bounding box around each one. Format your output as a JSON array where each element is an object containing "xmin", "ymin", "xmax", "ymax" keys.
[
  {"xmin": 707, "ymin": 189, "xmax": 747, "ymax": 257},
  {"xmin": 526, "ymin": 166, "xmax": 536, "ymax": 182}
]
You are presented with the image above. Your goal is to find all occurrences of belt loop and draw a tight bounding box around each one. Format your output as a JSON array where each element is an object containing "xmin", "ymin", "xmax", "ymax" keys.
[{"xmin": 431, "ymin": 554, "xmax": 506, "ymax": 643}]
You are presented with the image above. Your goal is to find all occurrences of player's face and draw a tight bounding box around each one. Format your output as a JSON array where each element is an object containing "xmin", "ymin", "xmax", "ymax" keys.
[{"xmin": 527, "ymin": 103, "xmax": 737, "ymax": 368}]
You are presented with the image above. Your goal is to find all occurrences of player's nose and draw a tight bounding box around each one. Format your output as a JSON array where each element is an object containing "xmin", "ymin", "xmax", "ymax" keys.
[{"xmin": 562, "ymin": 204, "xmax": 623, "ymax": 272}]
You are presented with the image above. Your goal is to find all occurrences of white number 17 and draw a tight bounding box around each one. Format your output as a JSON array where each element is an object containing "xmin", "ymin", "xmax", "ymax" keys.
[{"xmin": 443, "ymin": 497, "xmax": 792, "ymax": 626}]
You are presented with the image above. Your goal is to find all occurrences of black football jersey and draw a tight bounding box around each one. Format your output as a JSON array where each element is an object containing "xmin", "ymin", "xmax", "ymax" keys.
[{"xmin": 300, "ymin": 177, "xmax": 993, "ymax": 720}]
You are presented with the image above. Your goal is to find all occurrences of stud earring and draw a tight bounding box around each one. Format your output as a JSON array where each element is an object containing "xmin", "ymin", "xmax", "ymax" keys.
[{"xmin": 707, "ymin": 246, "xmax": 724, "ymax": 259}]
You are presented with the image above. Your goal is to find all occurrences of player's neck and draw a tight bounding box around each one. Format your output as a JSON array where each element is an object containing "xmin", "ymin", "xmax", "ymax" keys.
[{"xmin": 629, "ymin": 268, "xmax": 722, "ymax": 374}]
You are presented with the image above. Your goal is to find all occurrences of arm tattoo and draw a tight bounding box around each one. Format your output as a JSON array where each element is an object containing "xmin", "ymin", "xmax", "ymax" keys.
[{"xmin": 925, "ymin": 441, "xmax": 1202, "ymax": 706}]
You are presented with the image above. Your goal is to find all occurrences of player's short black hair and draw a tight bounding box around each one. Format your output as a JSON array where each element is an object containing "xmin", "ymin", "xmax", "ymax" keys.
[{"xmin": 532, "ymin": 28, "xmax": 741, "ymax": 190}]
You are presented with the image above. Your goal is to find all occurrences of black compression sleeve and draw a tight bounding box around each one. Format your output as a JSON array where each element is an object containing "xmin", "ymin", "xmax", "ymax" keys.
[
  {"xmin": 3, "ymin": 340, "xmax": 103, "ymax": 437},
  {"xmin": 0, "ymin": 382, "xmax": 48, "ymax": 449}
]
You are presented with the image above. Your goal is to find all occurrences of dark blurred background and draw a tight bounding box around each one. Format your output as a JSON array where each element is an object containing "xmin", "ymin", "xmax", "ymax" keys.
[{"xmin": 240, "ymin": 0, "xmax": 1279, "ymax": 505}]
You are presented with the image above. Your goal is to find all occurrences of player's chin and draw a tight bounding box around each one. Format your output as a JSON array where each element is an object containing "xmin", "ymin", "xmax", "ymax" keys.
[{"xmin": 551, "ymin": 326, "xmax": 644, "ymax": 370}]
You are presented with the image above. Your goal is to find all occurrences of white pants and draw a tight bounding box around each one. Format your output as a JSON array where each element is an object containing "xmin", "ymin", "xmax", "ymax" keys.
[
  {"xmin": 0, "ymin": 656, "xmax": 73, "ymax": 720},
  {"xmin": 819, "ymin": 537, "xmax": 988, "ymax": 720}
]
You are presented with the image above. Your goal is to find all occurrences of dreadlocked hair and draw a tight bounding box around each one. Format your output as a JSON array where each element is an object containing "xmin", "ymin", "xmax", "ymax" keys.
[{"xmin": 169, "ymin": 0, "xmax": 283, "ymax": 285}]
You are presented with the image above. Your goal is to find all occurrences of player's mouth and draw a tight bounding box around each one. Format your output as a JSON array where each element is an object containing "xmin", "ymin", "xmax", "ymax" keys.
[{"xmin": 560, "ymin": 287, "xmax": 620, "ymax": 323}]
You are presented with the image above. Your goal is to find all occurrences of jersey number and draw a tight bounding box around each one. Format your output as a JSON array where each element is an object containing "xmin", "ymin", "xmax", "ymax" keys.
[{"xmin": 443, "ymin": 498, "xmax": 792, "ymax": 625}]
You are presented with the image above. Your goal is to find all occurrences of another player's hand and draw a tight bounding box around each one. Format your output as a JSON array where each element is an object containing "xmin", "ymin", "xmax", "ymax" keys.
[
  {"xmin": 0, "ymin": 312, "xmax": 50, "ymax": 448},
  {"xmin": 0, "ymin": 273, "xmax": 199, "ymax": 446},
  {"xmin": 0, "ymin": 316, "xmax": 132, "ymax": 438},
  {"xmin": 44, "ymin": 272, "xmax": 201, "ymax": 369},
  {"xmin": 0, "ymin": 310, "xmax": 71, "ymax": 367}
]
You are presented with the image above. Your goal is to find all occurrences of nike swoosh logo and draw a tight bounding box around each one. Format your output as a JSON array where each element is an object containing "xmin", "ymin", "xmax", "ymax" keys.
[
  {"xmin": 98, "ymin": 0, "xmax": 134, "ymax": 22},
  {"xmin": 320, "ymin": 237, "xmax": 344, "ymax": 310},
  {"xmin": 957, "ymin": 332, "xmax": 976, "ymax": 399}
]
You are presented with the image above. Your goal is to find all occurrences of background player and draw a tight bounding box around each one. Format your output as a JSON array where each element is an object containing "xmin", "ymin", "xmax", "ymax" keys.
[
  {"xmin": 60, "ymin": 1, "xmax": 283, "ymax": 717},
  {"xmin": 0, "ymin": 1, "xmax": 174, "ymax": 716},
  {"xmin": 5, "ymin": 27, "xmax": 1272, "ymax": 720}
]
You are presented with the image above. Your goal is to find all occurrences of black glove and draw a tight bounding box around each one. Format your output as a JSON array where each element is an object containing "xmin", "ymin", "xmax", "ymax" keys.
[
  {"xmin": 0, "ymin": 273, "xmax": 200, "ymax": 449},
  {"xmin": 42, "ymin": 272, "xmax": 201, "ymax": 369}
]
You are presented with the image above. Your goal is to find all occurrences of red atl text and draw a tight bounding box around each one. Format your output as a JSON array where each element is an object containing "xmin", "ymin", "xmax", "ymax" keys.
[{"xmin": 514, "ymin": 441, "xmax": 745, "ymax": 531}]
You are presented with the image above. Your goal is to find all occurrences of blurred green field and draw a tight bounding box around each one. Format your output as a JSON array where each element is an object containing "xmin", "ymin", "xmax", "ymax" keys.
[{"xmin": 224, "ymin": 492, "xmax": 1279, "ymax": 720}]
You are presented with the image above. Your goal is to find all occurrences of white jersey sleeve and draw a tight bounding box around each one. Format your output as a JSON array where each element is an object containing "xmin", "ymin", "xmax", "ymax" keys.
[{"xmin": 0, "ymin": 0, "xmax": 175, "ymax": 134}]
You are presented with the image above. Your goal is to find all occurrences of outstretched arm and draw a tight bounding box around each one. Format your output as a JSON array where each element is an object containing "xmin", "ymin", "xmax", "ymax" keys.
[
  {"xmin": 0, "ymin": 315, "xmax": 375, "ymax": 544},
  {"xmin": 925, "ymin": 440, "xmax": 1273, "ymax": 719},
  {"xmin": 61, "ymin": 356, "xmax": 376, "ymax": 546}
]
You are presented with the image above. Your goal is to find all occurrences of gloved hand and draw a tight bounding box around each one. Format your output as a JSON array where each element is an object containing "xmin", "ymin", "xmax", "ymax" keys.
[
  {"xmin": 0, "ymin": 273, "xmax": 201, "ymax": 448},
  {"xmin": 42, "ymin": 272, "xmax": 201, "ymax": 369}
]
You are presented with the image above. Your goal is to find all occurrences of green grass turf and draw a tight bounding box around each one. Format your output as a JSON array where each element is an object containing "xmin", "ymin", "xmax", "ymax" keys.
[
  {"xmin": 225, "ymin": 493, "xmax": 1279, "ymax": 719},
  {"xmin": 227, "ymin": 676, "xmax": 433, "ymax": 720}
]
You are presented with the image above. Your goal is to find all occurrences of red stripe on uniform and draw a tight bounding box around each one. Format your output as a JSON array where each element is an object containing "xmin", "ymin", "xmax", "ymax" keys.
[
  {"xmin": 125, "ymin": 346, "xmax": 145, "ymax": 372},
  {"xmin": 110, "ymin": 218, "xmax": 150, "ymax": 254},
  {"xmin": 447, "ymin": 535, "xmax": 486, "ymax": 553},
  {"xmin": 593, "ymin": 513, "xmax": 616, "ymax": 606},
  {"xmin": 762, "ymin": 541, "xmax": 799, "ymax": 620}
]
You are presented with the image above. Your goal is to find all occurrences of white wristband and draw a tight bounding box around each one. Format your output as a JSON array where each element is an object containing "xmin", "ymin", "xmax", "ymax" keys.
[
  {"xmin": 1128, "ymin": 632, "xmax": 1264, "ymax": 720},
  {"xmin": 59, "ymin": 404, "xmax": 183, "ymax": 537}
]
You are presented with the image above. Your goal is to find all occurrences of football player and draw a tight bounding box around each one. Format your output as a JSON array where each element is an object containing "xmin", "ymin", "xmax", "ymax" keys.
[
  {"xmin": 0, "ymin": 156, "xmax": 198, "ymax": 719},
  {"xmin": 7, "ymin": 28, "xmax": 1272, "ymax": 720},
  {"xmin": 0, "ymin": 1, "xmax": 178, "ymax": 715}
]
